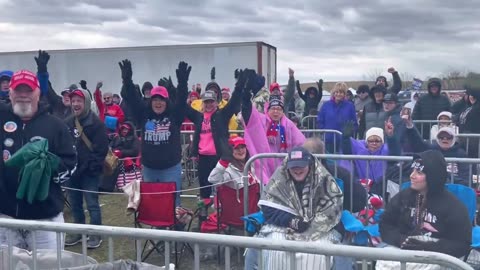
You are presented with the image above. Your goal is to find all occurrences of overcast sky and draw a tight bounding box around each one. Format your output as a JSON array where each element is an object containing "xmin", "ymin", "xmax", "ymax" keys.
[{"xmin": 0, "ymin": 0, "xmax": 478, "ymax": 84}]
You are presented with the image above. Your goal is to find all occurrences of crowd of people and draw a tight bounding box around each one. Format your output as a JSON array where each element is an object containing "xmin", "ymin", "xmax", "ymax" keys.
[{"xmin": 0, "ymin": 49, "xmax": 479, "ymax": 269}]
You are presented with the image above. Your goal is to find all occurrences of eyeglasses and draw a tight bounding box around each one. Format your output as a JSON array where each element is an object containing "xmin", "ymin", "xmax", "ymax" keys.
[
  {"xmin": 438, "ymin": 135, "xmax": 453, "ymax": 140},
  {"xmin": 104, "ymin": 97, "xmax": 112, "ymax": 100},
  {"xmin": 367, "ymin": 140, "xmax": 382, "ymax": 144},
  {"xmin": 268, "ymin": 107, "xmax": 283, "ymax": 112}
]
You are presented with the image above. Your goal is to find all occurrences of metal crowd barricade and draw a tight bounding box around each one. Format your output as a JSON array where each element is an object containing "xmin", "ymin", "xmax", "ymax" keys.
[
  {"xmin": 299, "ymin": 129, "xmax": 342, "ymax": 153},
  {"xmin": 301, "ymin": 115, "xmax": 317, "ymax": 129},
  {"xmin": 287, "ymin": 111, "xmax": 300, "ymax": 120},
  {"xmin": 243, "ymin": 153, "xmax": 480, "ymax": 216},
  {"xmin": 0, "ymin": 218, "xmax": 473, "ymax": 270},
  {"xmin": 412, "ymin": 120, "xmax": 442, "ymax": 139},
  {"xmin": 457, "ymin": 133, "xmax": 480, "ymax": 157}
]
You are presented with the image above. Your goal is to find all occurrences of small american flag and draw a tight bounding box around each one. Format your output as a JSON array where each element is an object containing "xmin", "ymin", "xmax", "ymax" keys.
[
  {"xmin": 155, "ymin": 123, "xmax": 170, "ymax": 132},
  {"xmin": 290, "ymin": 151, "xmax": 303, "ymax": 159}
]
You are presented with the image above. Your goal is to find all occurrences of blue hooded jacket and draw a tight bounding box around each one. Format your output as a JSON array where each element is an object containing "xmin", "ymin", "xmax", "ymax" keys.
[{"xmin": 317, "ymin": 98, "xmax": 357, "ymax": 149}]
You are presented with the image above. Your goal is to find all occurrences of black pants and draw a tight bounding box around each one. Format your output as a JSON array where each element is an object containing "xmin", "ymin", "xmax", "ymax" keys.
[{"xmin": 198, "ymin": 155, "xmax": 219, "ymax": 198}]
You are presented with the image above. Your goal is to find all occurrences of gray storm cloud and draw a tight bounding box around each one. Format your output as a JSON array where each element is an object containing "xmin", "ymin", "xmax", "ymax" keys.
[{"xmin": 0, "ymin": 0, "xmax": 478, "ymax": 83}]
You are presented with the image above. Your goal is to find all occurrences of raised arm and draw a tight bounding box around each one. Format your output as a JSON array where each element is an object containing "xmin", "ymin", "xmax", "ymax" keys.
[
  {"xmin": 118, "ymin": 59, "xmax": 145, "ymax": 125},
  {"xmin": 221, "ymin": 69, "xmax": 249, "ymax": 121},
  {"xmin": 296, "ymin": 80, "xmax": 307, "ymax": 102},
  {"xmin": 315, "ymin": 79, "xmax": 324, "ymax": 104},
  {"xmin": 173, "ymin": 61, "xmax": 192, "ymax": 126},
  {"xmin": 93, "ymin": 84, "xmax": 105, "ymax": 117},
  {"xmin": 283, "ymin": 68, "xmax": 295, "ymax": 115},
  {"xmin": 387, "ymin": 67, "xmax": 402, "ymax": 94},
  {"xmin": 404, "ymin": 120, "xmax": 431, "ymax": 152},
  {"xmin": 34, "ymin": 50, "xmax": 50, "ymax": 97},
  {"xmin": 341, "ymin": 121, "xmax": 355, "ymax": 155}
]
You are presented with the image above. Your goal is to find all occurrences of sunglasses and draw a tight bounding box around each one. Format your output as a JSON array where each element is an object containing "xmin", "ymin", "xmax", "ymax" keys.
[
  {"xmin": 411, "ymin": 159, "xmax": 425, "ymax": 172},
  {"xmin": 438, "ymin": 135, "xmax": 453, "ymax": 140},
  {"xmin": 367, "ymin": 139, "xmax": 382, "ymax": 144}
]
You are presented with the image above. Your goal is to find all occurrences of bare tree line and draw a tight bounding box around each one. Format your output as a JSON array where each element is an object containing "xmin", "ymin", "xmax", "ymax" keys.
[{"xmin": 362, "ymin": 67, "xmax": 473, "ymax": 90}]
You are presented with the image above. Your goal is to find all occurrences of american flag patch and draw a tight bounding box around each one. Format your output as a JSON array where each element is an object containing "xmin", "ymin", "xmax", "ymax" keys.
[{"xmin": 290, "ymin": 151, "xmax": 302, "ymax": 159}]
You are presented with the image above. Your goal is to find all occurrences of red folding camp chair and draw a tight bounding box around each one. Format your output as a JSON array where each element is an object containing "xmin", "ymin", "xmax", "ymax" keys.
[
  {"xmin": 134, "ymin": 182, "xmax": 191, "ymax": 263},
  {"xmin": 200, "ymin": 183, "xmax": 260, "ymax": 264},
  {"xmin": 216, "ymin": 183, "xmax": 261, "ymax": 231}
]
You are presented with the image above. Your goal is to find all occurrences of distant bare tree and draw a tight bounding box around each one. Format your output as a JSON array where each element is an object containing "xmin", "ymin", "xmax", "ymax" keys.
[
  {"xmin": 441, "ymin": 67, "xmax": 469, "ymax": 89},
  {"xmin": 399, "ymin": 72, "xmax": 415, "ymax": 89},
  {"xmin": 362, "ymin": 68, "xmax": 384, "ymax": 81}
]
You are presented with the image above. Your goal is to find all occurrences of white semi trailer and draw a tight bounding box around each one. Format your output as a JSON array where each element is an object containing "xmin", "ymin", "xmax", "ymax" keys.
[{"xmin": 0, "ymin": 41, "xmax": 277, "ymax": 93}]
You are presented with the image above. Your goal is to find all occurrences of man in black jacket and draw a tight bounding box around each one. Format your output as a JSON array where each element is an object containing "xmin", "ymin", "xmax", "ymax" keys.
[
  {"xmin": 65, "ymin": 88, "xmax": 108, "ymax": 249},
  {"xmin": 0, "ymin": 70, "xmax": 77, "ymax": 250},
  {"xmin": 375, "ymin": 67, "xmax": 402, "ymax": 94},
  {"xmin": 412, "ymin": 78, "xmax": 451, "ymax": 139}
]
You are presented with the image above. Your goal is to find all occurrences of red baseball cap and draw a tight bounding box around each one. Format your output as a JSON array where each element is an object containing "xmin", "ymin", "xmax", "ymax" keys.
[
  {"xmin": 151, "ymin": 86, "xmax": 169, "ymax": 99},
  {"xmin": 228, "ymin": 136, "xmax": 246, "ymax": 149},
  {"xmin": 9, "ymin": 70, "xmax": 40, "ymax": 90},
  {"xmin": 269, "ymin": 82, "xmax": 281, "ymax": 93},
  {"xmin": 69, "ymin": 89, "xmax": 85, "ymax": 99}
]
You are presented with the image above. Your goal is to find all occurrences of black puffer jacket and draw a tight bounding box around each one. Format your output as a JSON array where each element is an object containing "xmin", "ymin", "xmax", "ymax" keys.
[
  {"xmin": 412, "ymin": 78, "xmax": 451, "ymax": 139},
  {"xmin": 380, "ymin": 150, "xmax": 471, "ymax": 258},
  {"xmin": 359, "ymin": 101, "xmax": 385, "ymax": 139}
]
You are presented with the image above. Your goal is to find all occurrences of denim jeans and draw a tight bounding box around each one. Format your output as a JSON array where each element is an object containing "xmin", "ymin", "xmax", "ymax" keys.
[
  {"xmin": 142, "ymin": 163, "xmax": 182, "ymax": 206},
  {"xmin": 244, "ymin": 248, "xmax": 259, "ymax": 270},
  {"xmin": 68, "ymin": 175, "xmax": 102, "ymax": 225}
]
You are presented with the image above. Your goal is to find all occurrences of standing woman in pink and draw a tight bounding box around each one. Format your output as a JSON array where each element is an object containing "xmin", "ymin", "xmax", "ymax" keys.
[{"xmin": 242, "ymin": 69, "xmax": 305, "ymax": 184}]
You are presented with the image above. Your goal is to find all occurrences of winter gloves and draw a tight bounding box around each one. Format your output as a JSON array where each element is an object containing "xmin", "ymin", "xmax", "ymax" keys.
[
  {"xmin": 342, "ymin": 120, "xmax": 356, "ymax": 139},
  {"xmin": 35, "ymin": 50, "xmax": 50, "ymax": 73},
  {"xmin": 176, "ymin": 61, "xmax": 192, "ymax": 86},
  {"xmin": 210, "ymin": 67, "xmax": 215, "ymax": 80},
  {"xmin": 79, "ymin": 80, "xmax": 88, "ymax": 90},
  {"xmin": 317, "ymin": 79, "xmax": 323, "ymax": 92},
  {"xmin": 118, "ymin": 59, "xmax": 133, "ymax": 83}
]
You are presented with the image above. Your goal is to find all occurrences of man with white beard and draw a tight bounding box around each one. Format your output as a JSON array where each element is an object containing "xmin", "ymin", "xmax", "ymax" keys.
[{"xmin": 0, "ymin": 70, "xmax": 77, "ymax": 251}]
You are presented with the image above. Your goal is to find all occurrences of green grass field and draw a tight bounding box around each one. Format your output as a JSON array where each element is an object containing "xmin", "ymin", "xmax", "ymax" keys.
[{"xmin": 63, "ymin": 176, "xmax": 245, "ymax": 269}]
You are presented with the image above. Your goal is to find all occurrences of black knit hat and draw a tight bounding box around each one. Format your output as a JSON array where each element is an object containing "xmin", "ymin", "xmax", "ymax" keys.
[
  {"xmin": 376, "ymin": 76, "xmax": 389, "ymax": 88},
  {"xmin": 268, "ymin": 95, "xmax": 284, "ymax": 110},
  {"xmin": 141, "ymin": 81, "xmax": 153, "ymax": 95}
]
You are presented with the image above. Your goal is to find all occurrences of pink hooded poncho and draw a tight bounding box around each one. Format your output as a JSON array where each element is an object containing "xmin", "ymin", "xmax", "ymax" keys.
[{"xmin": 243, "ymin": 106, "xmax": 305, "ymax": 184}]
